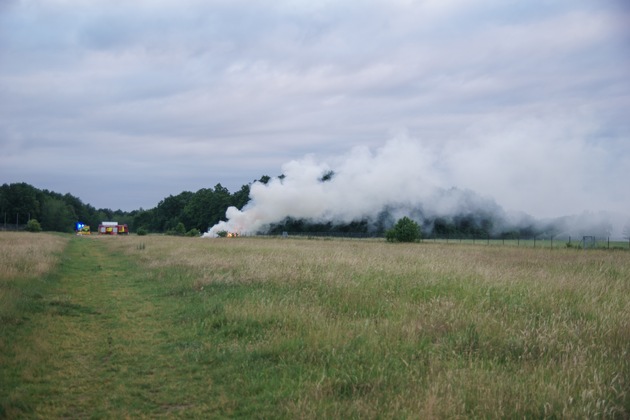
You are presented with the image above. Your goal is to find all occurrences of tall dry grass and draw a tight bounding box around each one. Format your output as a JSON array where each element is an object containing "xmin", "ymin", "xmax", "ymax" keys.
[
  {"xmin": 0, "ymin": 232, "xmax": 68, "ymax": 281},
  {"xmin": 0, "ymin": 232, "xmax": 69, "ymax": 362},
  {"xmin": 99, "ymin": 235, "xmax": 630, "ymax": 417}
]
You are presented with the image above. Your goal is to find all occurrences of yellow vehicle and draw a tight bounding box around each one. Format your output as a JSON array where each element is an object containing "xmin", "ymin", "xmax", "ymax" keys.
[{"xmin": 75, "ymin": 223, "xmax": 91, "ymax": 235}]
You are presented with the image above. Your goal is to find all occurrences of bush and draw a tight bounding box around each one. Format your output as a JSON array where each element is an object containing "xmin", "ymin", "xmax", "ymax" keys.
[
  {"xmin": 136, "ymin": 227, "xmax": 148, "ymax": 236},
  {"xmin": 385, "ymin": 229, "xmax": 397, "ymax": 242},
  {"xmin": 386, "ymin": 217, "xmax": 421, "ymax": 243},
  {"xmin": 25, "ymin": 219, "xmax": 42, "ymax": 233},
  {"xmin": 166, "ymin": 223, "xmax": 187, "ymax": 236},
  {"xmin": 186, "ymin": 228, "xmax": 200, "ymax": 237},
  {"xmin": 175, "ymin": 222, "xmax": 186, "ymax": 235}
]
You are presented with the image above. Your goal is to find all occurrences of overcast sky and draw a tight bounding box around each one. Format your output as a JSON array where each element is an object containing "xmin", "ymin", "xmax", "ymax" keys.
[{"xmin": 1, "ymin": 0, "xmax": 629, "ymax": 219}]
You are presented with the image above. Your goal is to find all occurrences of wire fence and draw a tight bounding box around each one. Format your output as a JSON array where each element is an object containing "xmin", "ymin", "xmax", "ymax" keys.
[
  {"xmin": 419, "ymin": 235, "xmax": 629, "ymax": 250},
  {"xmin": 0, "ymin": 224, "xmax": 26, "ymax": 232},
  {"xmin": 271, "ymin": 231, "xmax": 630, "ymax": 249}
]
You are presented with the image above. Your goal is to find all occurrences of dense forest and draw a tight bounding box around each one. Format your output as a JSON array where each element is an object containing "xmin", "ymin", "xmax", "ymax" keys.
[
  {"xmin": 1, "ymin": 182, "xmax": 130, "ymax": 233},
  {"xmin": 1, "ymin": 179, "xmax": 547, "ymax": 238},
  {"xmin": 0, "ymin": 180, "xmax": 255, "ymax": 235}
]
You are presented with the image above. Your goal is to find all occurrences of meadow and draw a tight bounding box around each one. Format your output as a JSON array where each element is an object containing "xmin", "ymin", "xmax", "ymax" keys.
[{"xmin": 1, "ymin": 232, "xmax": 628, "ymax": 418}]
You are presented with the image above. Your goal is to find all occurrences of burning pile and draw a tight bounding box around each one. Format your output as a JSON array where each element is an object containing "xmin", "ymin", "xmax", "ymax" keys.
[{"xmin": 215, "ymin": 230, "xmax": 239, "ymax": 238}]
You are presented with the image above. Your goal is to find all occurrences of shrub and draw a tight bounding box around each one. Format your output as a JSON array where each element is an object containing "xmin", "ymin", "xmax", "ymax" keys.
[
  {"xmin": 25, "ymin": 219, "xmax": 42, "ymax": 233},
  {"xmin": 186, "ymin": 228, "xmax": 200, "ymax": 237},
  {"xmin": 175, "ymin": 223, "xmax": 186, "ymax": 235},
  {"xmin": 166, "ymin": 223, "xmax": 187, "ymax": 236},
  {"xmin": 136, "ymin": 227, "xmax": 148, "ymax": 236},
  {"xmin": 386, "ymin": 217, "xmax": 421, "ymax": 243}
]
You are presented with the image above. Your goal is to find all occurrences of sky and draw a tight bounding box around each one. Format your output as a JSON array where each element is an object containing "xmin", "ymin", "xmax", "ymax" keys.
[{"xmin": 1, "ymin": 0, "xmax": 629, "ymax": 223}]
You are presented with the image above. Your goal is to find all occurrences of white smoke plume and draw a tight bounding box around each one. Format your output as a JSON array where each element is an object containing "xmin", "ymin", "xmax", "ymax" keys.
[
  {"xmin": 204, "ymin": 136, "xmax": 627, "ymax": 239},
  {"xmin": 204, "ymin": 138, "xmax": 508, "ymax": 237}
]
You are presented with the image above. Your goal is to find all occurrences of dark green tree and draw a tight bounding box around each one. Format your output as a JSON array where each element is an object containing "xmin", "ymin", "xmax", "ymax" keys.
[
  {"xmin": 0, "ymin": 182, "xmax": 41, "ymax": 225},
  {"xmin": 231, "ymin": 184, "xmax": 251, "ymax": 210},
  {"xmin": 182, "ymin": 184, "xmax": 233, "ymax": 232},
  {"xmin": 167, "ymin": 222, "xmax": 186, "ymax": 236},
  {"xmin": 182, "ymin": 188, "xmax": 215, "ymax": 232},
  {"xmin": 386, "ymin": 217, "xmax": 421, "ymax": 243},
  {"xmin": 40, "ymin": 197, "xmax": 76, "ymax": 232},
  {"xmin": 132, "ymin": 208, "xmax": 154, "ymax": 232},
  {"xmin": 154, "ymin": 191, "xmax": 193, "ymax": 232},
  {"xmin": 319, "ymin": 170, "xmax": 335, "ymax": 182}
]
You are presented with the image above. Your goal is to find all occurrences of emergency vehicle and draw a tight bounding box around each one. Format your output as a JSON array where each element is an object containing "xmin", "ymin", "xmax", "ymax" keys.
[{"xmin": 98, "ymin": 221, "xmax": 129, "ymax": 235}]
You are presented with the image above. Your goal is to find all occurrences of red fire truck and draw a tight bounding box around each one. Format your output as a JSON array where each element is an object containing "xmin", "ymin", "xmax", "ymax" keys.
[{"xmin": 98, "ymin": 221, "xmax": 129, "ymax": 235}]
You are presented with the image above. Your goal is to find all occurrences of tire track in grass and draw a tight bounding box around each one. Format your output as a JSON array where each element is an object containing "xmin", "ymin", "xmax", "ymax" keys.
[{"xmin": 12, "ymin": 237, "xmax": 199, "ymax": 418}]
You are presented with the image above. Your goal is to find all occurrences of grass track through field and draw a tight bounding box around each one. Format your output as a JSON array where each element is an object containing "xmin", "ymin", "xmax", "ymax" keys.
[
  {"xmin": 4, "ymin": 234, "xmax": 629, "ymax": 418},
  {"xmin": 6, "ymin": 237, "xmax": 214, "ymax": 418}
]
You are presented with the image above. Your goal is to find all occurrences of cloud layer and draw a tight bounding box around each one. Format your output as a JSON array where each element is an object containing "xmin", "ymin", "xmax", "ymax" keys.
[{"xmin": 1, "ymin": 0, "xmax": 628, "ymax": 221}]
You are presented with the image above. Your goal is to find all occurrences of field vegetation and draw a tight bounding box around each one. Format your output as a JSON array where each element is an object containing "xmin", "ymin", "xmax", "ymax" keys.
[
  {"xmin": 1, "ymin": 232, "xmax": 629, "ymax": 418},
  {"xmin": 0, "ymin": 232, "xmax": 69, "ymax": 326}
]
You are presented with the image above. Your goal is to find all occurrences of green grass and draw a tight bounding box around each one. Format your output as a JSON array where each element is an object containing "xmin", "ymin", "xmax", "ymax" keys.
[{"xmin": 2, "ymin": 234, "xmax": 629, "ymax": 418}]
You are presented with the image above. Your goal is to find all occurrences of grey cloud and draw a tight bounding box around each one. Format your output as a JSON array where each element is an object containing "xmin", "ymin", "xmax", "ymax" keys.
[{"xmin": 0, "ymin": 0, "xmax": 628, "ymax": 218}]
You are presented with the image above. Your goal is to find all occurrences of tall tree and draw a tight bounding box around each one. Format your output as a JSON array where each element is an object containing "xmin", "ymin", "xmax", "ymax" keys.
[
  {"xmin": 40, "ymin": 196, "xmax": 76, "ymax": 232},
  {"xmin": 132, "ymin": 208, "xmax": 155, "ymax": 232},
  {"xmin": 0, "ymin": 183, "xmax": 40, "ymax": 225},
  {"xmin": 231, "ymin": 184, "xmax": 251, "ymax": 210},
  {"xmin": 154, "ymin": 191, "xmax": 194, "ymax": 232}
]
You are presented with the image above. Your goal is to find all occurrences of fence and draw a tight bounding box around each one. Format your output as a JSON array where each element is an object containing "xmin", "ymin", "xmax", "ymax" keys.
[
  {"xmin": 420, "ymin": 235, "xmax": 629, "ymax": 250},
  {"xmin": 279, "ymin": 231, "xmax": 380, "ymax": 239},
  {"xmin": 0, "ymin": 224, "xmax": 26, "ymax": 232},
  {"xmin": 269, "ymin": 231, "xmax": 630, "ymax": 249}
]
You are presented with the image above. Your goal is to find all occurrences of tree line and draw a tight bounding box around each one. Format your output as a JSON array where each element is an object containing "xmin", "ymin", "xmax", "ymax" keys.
[
  {"xmin": 133, "ymin": 182, "xmax": 251, "ymax": 234},
  {"xmin": 0, "ymin": 179, "xmax": 263, "ymax": 234},
  {"xmin": 0, "ymin": 182, "xmax": 133, "ymax": 233},
  {"xmin": 1, "ymin": 178, "xmax": 557, "ymax": 238}
]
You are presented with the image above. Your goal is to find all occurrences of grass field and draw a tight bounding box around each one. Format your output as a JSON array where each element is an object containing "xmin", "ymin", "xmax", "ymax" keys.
[{"xmin": 1, "ymin": 232, "xmax": 629, "ymax": 418}]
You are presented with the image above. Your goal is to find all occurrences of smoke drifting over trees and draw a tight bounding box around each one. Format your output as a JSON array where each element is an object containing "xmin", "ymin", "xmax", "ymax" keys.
[
  {"xmin": 2, "ymin": 139, "xmax": 624, "ymax": 239},
  {"xmin": 205, "ymin": 139, "xmax": 623, "ymax": 239}
]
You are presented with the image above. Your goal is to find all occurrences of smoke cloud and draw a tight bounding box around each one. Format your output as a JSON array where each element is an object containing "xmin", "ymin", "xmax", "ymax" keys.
[
  {"xmin": 204, "ymin": 136, "xmax": 627, "ymax": 239},
  {"xmin": 205, "ymin": 138, "xmax": 496, "ymax": 237}
]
